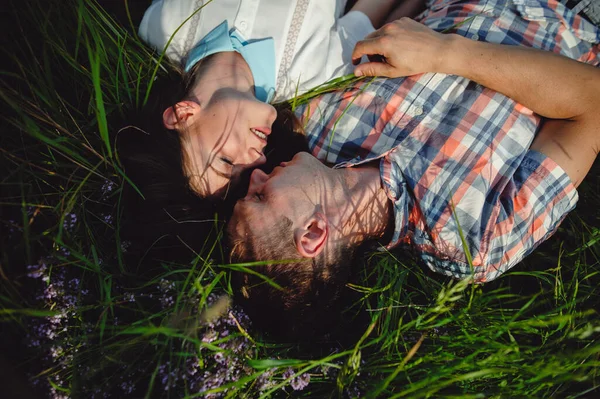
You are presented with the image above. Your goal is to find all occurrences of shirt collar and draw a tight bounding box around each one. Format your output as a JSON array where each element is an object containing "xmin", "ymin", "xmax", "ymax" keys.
[{"xmin": 184, "ymin": 21, "xmax": 276, "ymax": 103}]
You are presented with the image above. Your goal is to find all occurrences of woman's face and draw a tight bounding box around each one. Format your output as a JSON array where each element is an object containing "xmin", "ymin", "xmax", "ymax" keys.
[{"xmin": 180, "ymin": 88, "xmax": 277, "ymax": 196}]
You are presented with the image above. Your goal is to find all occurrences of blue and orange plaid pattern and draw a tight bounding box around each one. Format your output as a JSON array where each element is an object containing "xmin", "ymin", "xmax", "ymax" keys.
[{"xmin": 296, "ymin": 0, "xmax": 600, "ymax": 282}]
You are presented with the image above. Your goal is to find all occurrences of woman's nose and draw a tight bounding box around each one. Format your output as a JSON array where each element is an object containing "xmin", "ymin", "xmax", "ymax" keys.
[
  {"xmin": 241, "ymin": 150, "xmax": 267, "ymax": 168},
  {"xmin": 267, "ymin": 103, "xmax": 277, "ymax": 125}
]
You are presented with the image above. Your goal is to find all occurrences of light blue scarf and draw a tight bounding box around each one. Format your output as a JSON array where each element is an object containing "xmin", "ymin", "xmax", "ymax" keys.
[{"xmin": 184, "ymin": 21, "xmax": 276, "ymax": 103}]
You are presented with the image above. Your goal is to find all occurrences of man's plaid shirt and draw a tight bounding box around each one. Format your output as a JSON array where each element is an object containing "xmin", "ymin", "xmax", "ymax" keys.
[{"xmin": 296, "ymin": 0, "xmax": 600, "ymax": 282}]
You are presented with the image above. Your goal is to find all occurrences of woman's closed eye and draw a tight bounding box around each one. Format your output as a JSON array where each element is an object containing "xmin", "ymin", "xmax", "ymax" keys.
[
  {"xmin": 219, "ymin": 156, "xmax": 234, "ymax": 178},
  {"xmin": 220, "ymin": 156, "xmax": 234, "ymax": 167}
]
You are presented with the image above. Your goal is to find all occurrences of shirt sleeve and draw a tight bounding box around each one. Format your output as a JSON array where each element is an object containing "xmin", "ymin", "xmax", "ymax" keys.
[
  {"xmin": 382, "ymin": 148, "xmax": 578, "ymax": 283},
  {"xmin": 470, "ymin": 150, "xmax": 578, "ymax": 282}
]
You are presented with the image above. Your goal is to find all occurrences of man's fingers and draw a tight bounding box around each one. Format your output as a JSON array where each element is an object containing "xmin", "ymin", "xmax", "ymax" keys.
[
  {"xmin": 354, "ymin": 62, "xmax": 394, "ymax": 77},
  {"xmin": 363, "ymin": 28, "xmax": 385, "ymax": 40},
  {"xmin": 352, "ymin": 37, "xmax": 387, "ymax": 65}
]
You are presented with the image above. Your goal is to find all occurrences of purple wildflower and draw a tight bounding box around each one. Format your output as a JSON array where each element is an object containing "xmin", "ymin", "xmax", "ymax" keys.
[
  {"xmin": 282, "ymin": 367, "xmax": 311, "ymax": 391},
  {"xmin": 27, "ymin": 263, "xmax": 47, "ymax": 279},
  {"xmin": 120, "ymin": 380, "xmax": 135, "ymax": 395},
  {"xmin": 101, "ymin": 180, "xmax": 115, "ymax": 196},
  {"xmin": 63, "ymin": 213, "xmax": 77, "ymax": 230},
  {"xmin": 123, "ymin": 292, "xmax": 135, "ymax": 303},
  {"xmin": 256, "ymin": 368, "xmax": 277, "ymax": 392},
  {"xmin": 120, "ymin": 240, "xmax": 131, "ymax": 253},
  {"xmin": 213, "ymin": 352, "xmax": 227, "ymax": 365},
  {"xmin": 291, "ymin": 372, "xmax": 311, "ymax": 391},
  {"xmin": 202, "ymin": 330, "xmax": 218, "ymax": 343},
  {"xmin": 346, "ymin": 383, "xmax": 364, "ymax": 398},
  {"xmin": 282, "ymin": 367, "xmax": 294, "ymax": 380},
  {"xmin": 102, "ymin": 213, "xmax": 113, "ymax": 224}
]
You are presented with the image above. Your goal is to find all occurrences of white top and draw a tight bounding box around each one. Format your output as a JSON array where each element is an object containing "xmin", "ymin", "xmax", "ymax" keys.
[{"xmin": 138, "ymin": 0, "xmax": 375, "ymax": 101}]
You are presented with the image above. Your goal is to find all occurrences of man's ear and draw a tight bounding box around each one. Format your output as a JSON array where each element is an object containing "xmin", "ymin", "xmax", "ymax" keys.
[
  {"xmin": 294, "ymin": 212, "xmax": 328, "ymax": 258},
  {"xmin": 162, "ymin": 101, "xmax": 201, "ymax": 129}
]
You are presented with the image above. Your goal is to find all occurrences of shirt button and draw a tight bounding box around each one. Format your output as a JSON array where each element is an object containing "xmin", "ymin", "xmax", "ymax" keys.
[
  {"xmin": 413, "ymin": 106, "xmax": 424, "ymax": 116},
  {"xmin": 239, "ymin": 20, "xmax": 248, "ymax": 31},
  {"xmin": 471, "ymin": 33, "xmax": 479, "ymax": 41}
]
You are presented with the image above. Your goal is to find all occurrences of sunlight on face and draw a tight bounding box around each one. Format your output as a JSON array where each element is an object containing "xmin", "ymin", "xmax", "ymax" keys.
[
  {"xmin": 229, "ymin": 152, "xmax": 327, "ymax": 239},
  {"xmin": 182, "ymin": 89, "xmax": 277, "ymax": 196}
]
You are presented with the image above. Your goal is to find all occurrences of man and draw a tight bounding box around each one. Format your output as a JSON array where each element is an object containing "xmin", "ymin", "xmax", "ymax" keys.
[{"xmin": 227, "ymin": 0, "xmax": 600, "ymax": 336}]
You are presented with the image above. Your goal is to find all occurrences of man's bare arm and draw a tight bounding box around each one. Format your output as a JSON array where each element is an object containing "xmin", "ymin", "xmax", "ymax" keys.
[
  {"xmin": 442, "ymin": 28, "xmax": 600, "ymax": 187},
  {"xmin": 352, "ymin": 18, "xmax": 600, "ymax": 186}
]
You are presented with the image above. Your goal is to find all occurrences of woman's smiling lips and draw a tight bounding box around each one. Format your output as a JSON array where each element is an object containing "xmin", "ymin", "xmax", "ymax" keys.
[{"xmin": 250, "ymin": 127, "xmax": 271, "ymax": 141}]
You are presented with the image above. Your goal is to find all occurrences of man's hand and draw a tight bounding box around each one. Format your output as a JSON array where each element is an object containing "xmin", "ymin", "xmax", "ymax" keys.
[
  {"xmin": 352, "ymin": 18, "xmax": 451, "ymax": 77},
  {"xmin": 356, "ymin": 16, "xmax": 600, "ymax": 187}
]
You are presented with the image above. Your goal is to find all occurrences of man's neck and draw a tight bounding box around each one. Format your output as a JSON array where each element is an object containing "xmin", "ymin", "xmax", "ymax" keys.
[{"xmin": 327, "ymin": 164, "xmax": 391, "ymax": 245}]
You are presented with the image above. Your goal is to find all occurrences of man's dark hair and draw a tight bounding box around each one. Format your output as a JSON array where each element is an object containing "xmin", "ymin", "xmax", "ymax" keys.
[{"xmin": 228, "ymin": 214, "xmax": 355, "ymax": 340}]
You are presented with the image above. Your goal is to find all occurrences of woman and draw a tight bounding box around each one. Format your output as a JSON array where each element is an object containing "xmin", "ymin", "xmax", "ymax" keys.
[{"xmin": 132, "ymin": 0, "xmax": 414, "ymax": 196}]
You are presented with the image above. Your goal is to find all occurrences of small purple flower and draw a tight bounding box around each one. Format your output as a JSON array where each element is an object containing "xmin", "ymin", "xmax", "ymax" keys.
[
  {"xmin": 160, "ymin": 295, "xmax": 175, "ymax": 308},
  {"xmin": 213, "ymin": 352, "xmax": 226, "ymax": 365},
  {"xmin": 101, "ymin": 180, "xmax": 115, "ymax": 196},
  {"xmin": 282, "ymin": 367, "xmax": 294, "ymax": 380},
  {"xmin": 63, "ymin": 213, "xmax": 77, "ymax": 230},
  {"xmin": 256, "ymin": 368, "xmax": 277, "ymax": 392},
  {"xmin": 346, "ymin": 383, "xmax": 363, "ymax": 398},
  {"xmin": 120, "ymin": 380, "xmax": 135, "ymax": 395},
  {"xmin": 44, "ymin": 284, "xmax": 59, "ymax": 301},
  {"xmin": 290, "ymin": 372, "xmax": 311, "ymax": 391},
  {"xmin": 202, "ymin": 330, "xmax": 218, "ymax": 343},
  {"xmin": 123, "ymin": 292, "xmax": 135, "ymax": 303},
  {"xmin": 282, "ymin": 368, "xmax": 311, "ymax": 391},
  {"xmin": 50, "ymin": 346, "xmax": 63, "ymax": 359},
  {"xmin": 27, "ymin": 263, "xmax": 47, "ymax": 279},
  {"xmin": 120, "ymin": 240, "xmax": 131, "ymax": 253}
]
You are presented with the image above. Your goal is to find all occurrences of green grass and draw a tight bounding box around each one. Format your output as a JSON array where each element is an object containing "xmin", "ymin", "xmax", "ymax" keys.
[{"xmin": 1, "ymin": 0, "xmax": 599, "ymax": 398}]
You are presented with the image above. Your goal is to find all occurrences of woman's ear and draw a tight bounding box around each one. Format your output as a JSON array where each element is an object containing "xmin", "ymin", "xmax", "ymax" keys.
[
  {"xmin": 294, "ymin": 212, "xmax": 328, "ymax": 258},
  {"xmin": 162, "ymin": 101, "xmax": 201, "ymax": 129}
]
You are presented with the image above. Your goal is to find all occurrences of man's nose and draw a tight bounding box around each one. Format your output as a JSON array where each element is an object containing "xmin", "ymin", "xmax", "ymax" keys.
[{"xmin": 247, "ymin": 169, "xmax": 269, "ymax": 193}]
